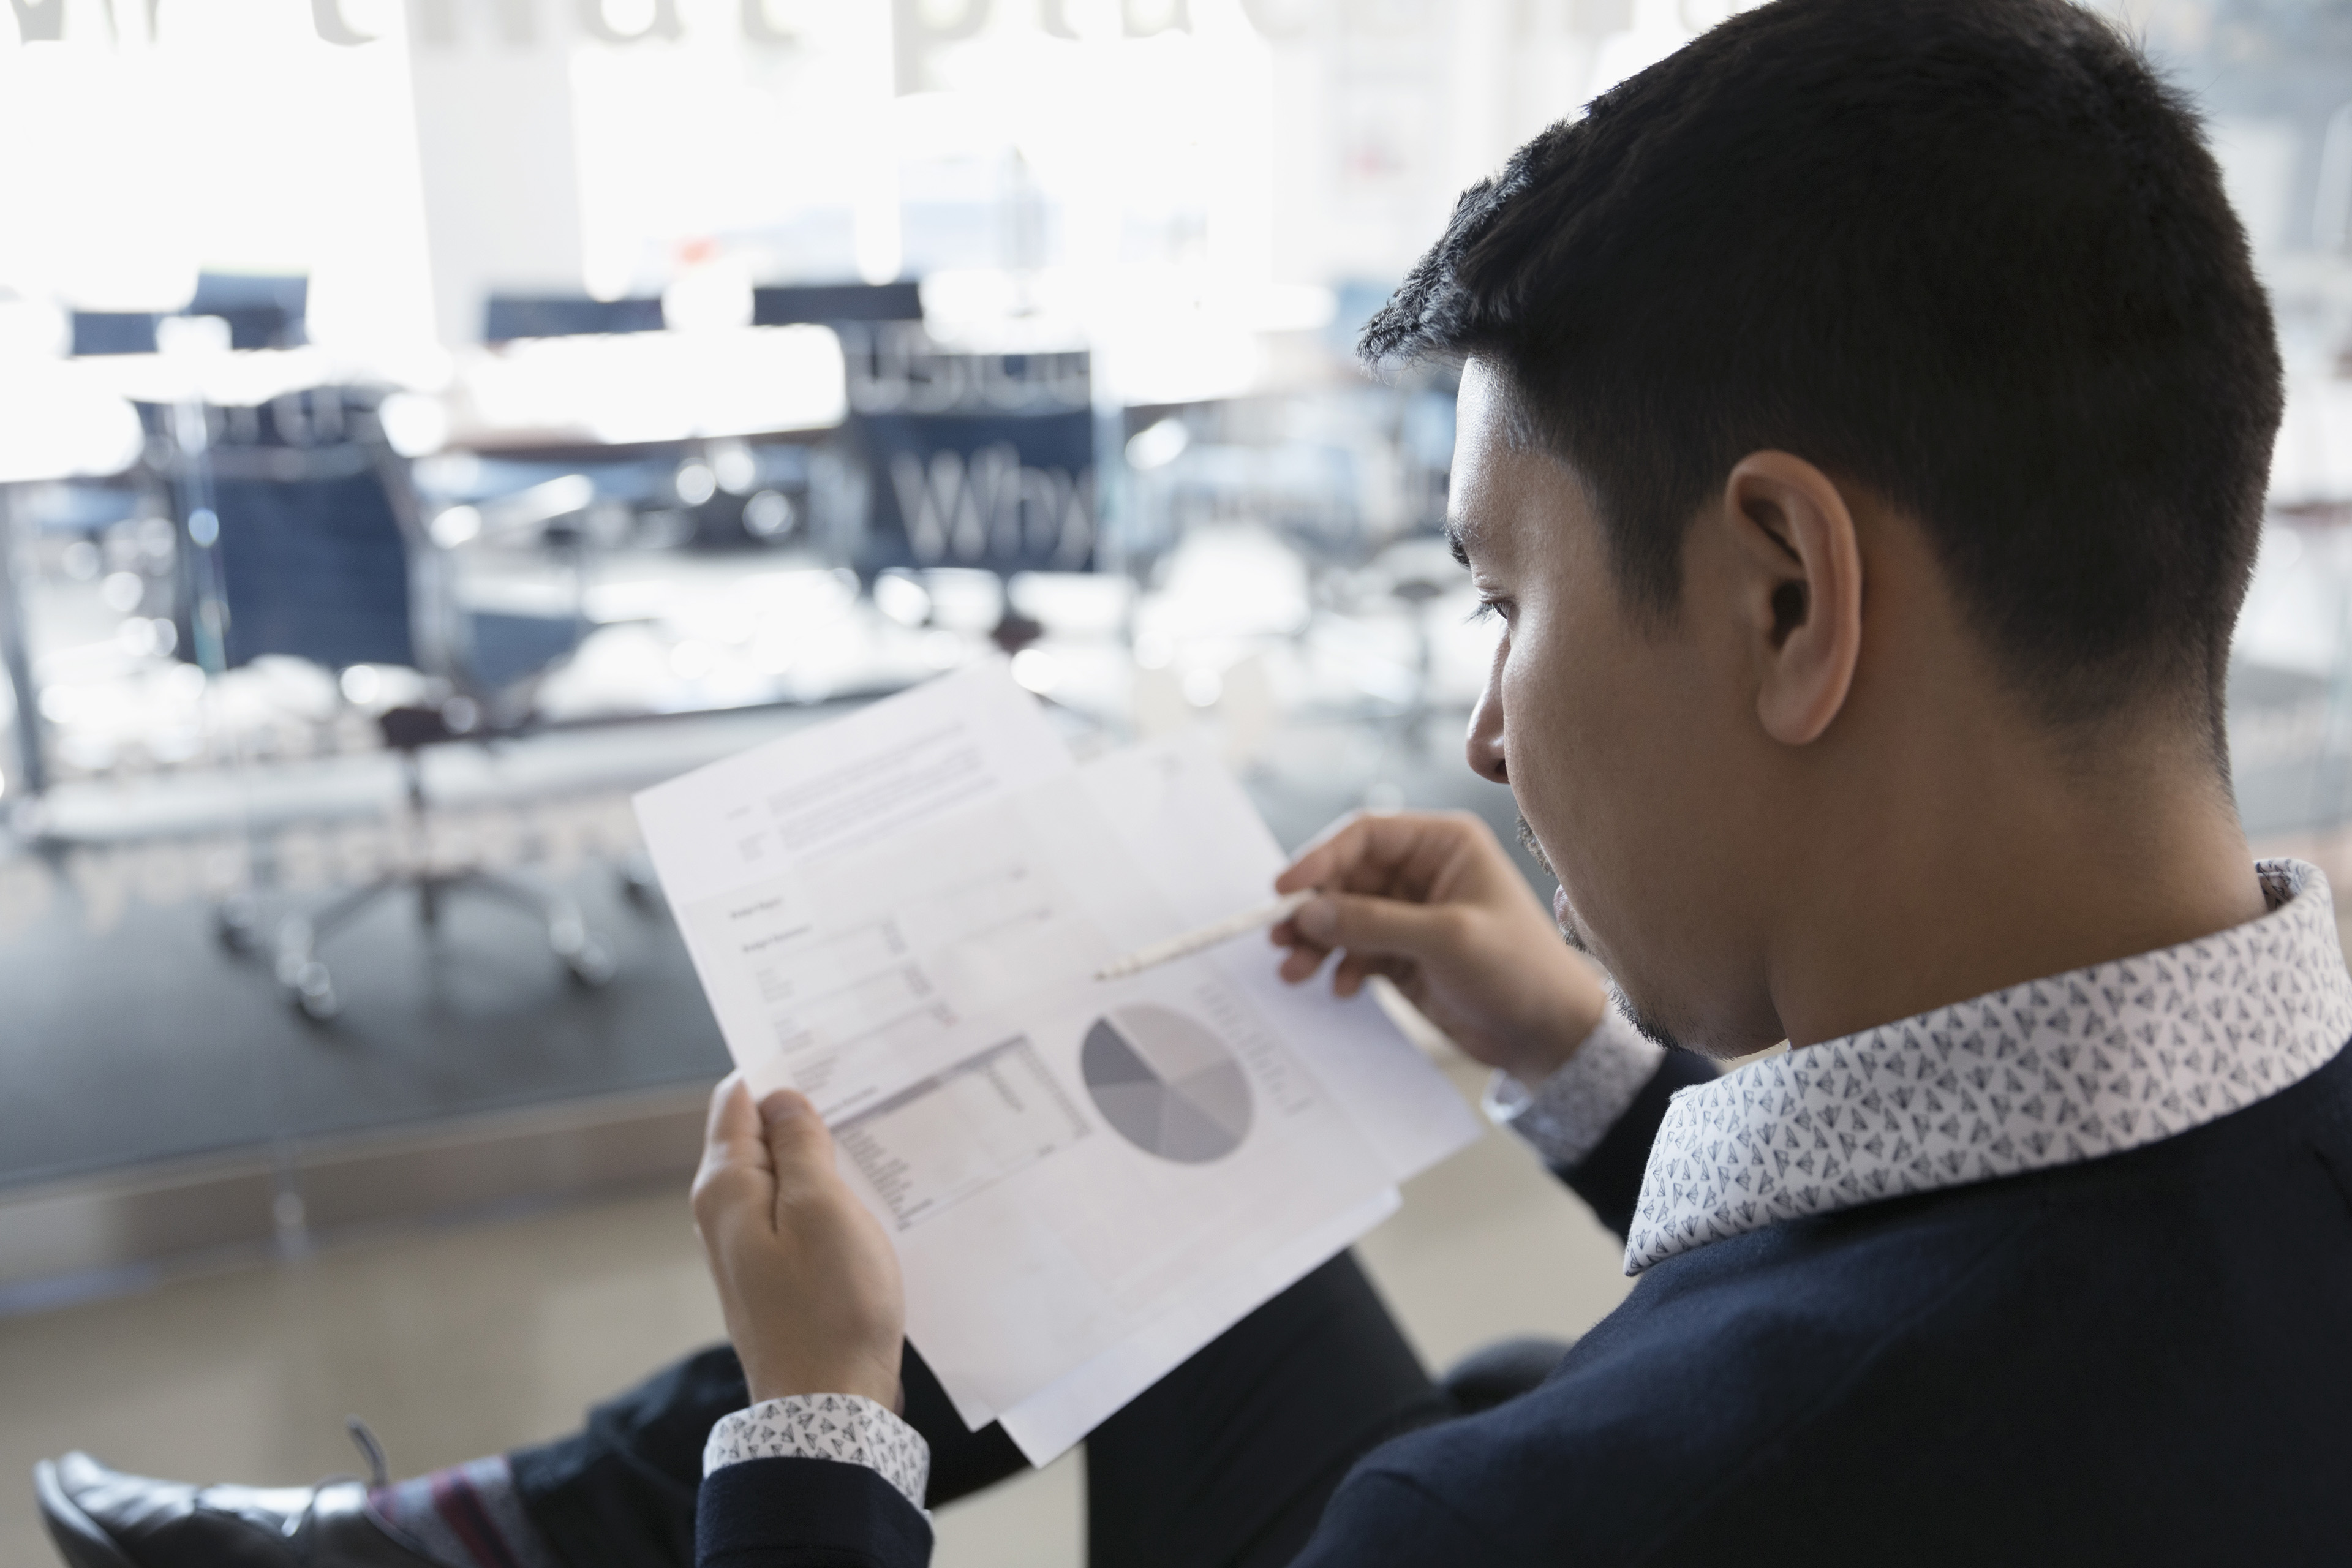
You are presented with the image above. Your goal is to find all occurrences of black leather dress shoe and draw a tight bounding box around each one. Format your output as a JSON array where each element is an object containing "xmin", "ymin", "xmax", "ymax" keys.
[{"xmin": 34, "ymin": 1451, "xmax": 452, "ymax": 1568}]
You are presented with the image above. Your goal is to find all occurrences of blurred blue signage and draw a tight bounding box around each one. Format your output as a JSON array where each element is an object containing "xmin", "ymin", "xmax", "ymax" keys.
[
  {"xmin": 841, "ymin": 326, "xmax": 1096, "ymax": 572},
  {"xmin": 859, "ymin": 410, "xmax": 1096, "ymax": 575}
]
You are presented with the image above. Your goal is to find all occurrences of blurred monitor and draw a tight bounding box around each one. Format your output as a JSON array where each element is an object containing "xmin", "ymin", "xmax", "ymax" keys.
[
  {"xmin": 187, "ymin": 272, "xmax": 308, "ymax": 350},
  {"xmin": 752, "ymin": 282, "xmax": 922, "ymax": 326},
  {"xmin": 70, "ymin": 312, "xmax": 159, "ymax": 356},
  {"xmin": 483, "ymin": 293, "xmax": 665, "ymax": 342},
  {"xmin": 69, "ymin": 273, "xmax": 308, "ymax": 356},
  {"xmin": 70, "ymin": 274, "xmax": 309, "ymax": 356}
]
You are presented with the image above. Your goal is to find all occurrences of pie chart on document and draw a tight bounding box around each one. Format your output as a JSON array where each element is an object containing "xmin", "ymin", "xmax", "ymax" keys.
[{"xmin": 1080, "ymin": 1005, "xmax": 1253, "ymax": 1163}]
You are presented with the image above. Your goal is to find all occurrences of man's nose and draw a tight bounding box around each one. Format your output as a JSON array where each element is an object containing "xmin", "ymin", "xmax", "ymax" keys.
[{"xmin": 1466, "ymin": 679, "xmax": 1507, "ymax": 785}]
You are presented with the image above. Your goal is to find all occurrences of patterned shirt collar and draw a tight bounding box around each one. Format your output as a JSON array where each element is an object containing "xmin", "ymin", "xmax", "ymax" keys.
[{"xmin": 1624, "ymin": 859, "xmax": 2352, "ymax": 1275}]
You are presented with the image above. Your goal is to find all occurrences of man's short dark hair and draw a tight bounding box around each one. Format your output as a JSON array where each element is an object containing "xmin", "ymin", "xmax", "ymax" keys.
[{"xmin": 1366, "ymin": 0, "xmax": 2280, "ymax": 735}]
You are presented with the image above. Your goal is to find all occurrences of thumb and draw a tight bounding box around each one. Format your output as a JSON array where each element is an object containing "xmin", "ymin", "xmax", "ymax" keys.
[
  {"xmin": 758, "ymin": 1090, "xmax": 838, "ymax": 1199},
  {"xmin": 1295, "ymin": 891, "xmax": 1466, "ymax": 964},
  {"xmin": 693, "ymin": 1075, "xmax": 779, "ymax": 1239}
]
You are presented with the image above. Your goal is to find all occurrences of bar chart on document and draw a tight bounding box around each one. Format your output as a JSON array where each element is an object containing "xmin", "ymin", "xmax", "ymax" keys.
[
  {"xmin": 681, "ymin": 799, "xmax": 1117, "ymax": 1118},
  {"xmin": 834, "ymin": 1035, "xmax": 1093, "ymax": 1230}
]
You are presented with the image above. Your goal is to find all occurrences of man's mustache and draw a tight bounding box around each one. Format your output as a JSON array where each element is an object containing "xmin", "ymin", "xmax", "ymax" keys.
[
  {"xmin": 1518, "ymin": 813, "xmax": 1597, "ymax": 958},
  {"xmin": 1518, "ymin": 815, "xmax": 1681, "ymax": 1049},
  {"xmin": 1515, "ymin": 813, "xmax": 1553, "ymax": 876}
]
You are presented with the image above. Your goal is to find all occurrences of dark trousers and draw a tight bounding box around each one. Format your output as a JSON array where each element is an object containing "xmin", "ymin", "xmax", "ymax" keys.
[{"xmin": 506, "ymin": 1253, "xmax": 1449, "ymax": 1568}]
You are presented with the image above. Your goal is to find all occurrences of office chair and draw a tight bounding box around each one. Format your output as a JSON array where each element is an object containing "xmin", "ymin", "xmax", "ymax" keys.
[{"xmin": 148, "ymin": 388, "xmax": 614, "ymax": 1021}]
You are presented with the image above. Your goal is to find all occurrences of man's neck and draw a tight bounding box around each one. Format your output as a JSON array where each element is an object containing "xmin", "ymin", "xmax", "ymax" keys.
[{"xmin": 1766, "ymin": 731, "xmax": 2267, "ymax": 1052}]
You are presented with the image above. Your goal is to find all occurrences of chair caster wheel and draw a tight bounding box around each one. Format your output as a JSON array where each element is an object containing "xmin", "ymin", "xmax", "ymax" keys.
[
  {"xmin": 290, "ymin": 961, "xmax": 339, "ymax": 1022},
  {"xmin": 566, "ymin": 937, "xmax": 616, "ymax": 987},
  {"xmin": 216, "ymin": 899, "xmax": 259, "ymax": 954}
]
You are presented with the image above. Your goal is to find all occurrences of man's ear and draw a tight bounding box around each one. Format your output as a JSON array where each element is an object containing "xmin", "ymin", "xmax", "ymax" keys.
[{"xmin": 1720, "ymin": 451, "xmax": 1863, "ymax": 746}]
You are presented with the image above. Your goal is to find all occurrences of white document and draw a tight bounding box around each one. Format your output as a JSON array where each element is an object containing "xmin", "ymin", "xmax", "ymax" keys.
[
  {"xmin": 1078, "ymin": 733, "xmax": 1482, "ymax": 1185},
  {"xmin": 985, "ymin": 734, "xmax": 1485, "ymax": 1461},
  {"xmin": 634, "ymin": 659, "xmax": 1482, "ymax": 1457},
  {"xmin": 633, "ymin": 657, "xmax": 1074, "ymax": 916},
  {"xmin": 993, "ymin": 1186, "xmax": 1401, "ymax": 1461}
]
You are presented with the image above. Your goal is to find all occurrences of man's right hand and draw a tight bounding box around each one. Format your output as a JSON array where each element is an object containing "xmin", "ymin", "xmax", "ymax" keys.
[{"xmin": 1272, "ymin": 810, "xmax": 1610, "ymax": 1086}]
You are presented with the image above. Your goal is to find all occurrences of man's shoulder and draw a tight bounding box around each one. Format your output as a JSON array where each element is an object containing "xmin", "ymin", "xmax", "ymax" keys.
[
  {"xmin": 1321, "ymin": 1196, "xmax": 2039, "ymax": 1564},
  {"xmin": 1319, "ymin": 1065, "xmax": 2352, "ymax": 1564}
]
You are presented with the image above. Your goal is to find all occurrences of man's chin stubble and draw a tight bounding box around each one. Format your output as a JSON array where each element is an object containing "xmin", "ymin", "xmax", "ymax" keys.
[
  {"xmin": 1518, "ymin": 813, "xmax": 1689, "ymax": 1053},
  {"xmin": 1609, "ymin": 980, "xmax": 1689, "ymax": 1054},
  {"xmin": 1520, "ymin": 812, "xmax": 1586, "ymax": 949},
  {"xmin": 1515, "ymin": 813, "xmax": 1553, "ymax": 876}
]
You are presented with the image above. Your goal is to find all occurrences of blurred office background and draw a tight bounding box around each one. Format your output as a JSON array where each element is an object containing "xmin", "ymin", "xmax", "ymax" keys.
[{"xmin": 2, "ymin": 2, "xmax": 2351, "ymax": 1563}]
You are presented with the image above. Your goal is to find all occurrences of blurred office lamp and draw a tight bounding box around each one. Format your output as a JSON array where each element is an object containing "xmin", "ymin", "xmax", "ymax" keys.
[{"xmin": 141, "ymin": 386, "xmax": 615, "ymax": 1021}]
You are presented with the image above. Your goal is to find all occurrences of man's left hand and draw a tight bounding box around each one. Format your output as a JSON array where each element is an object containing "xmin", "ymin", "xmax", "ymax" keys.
[{"xmin": 692, "ymin": 1072, "xmax": 907, "ymax": 1411}]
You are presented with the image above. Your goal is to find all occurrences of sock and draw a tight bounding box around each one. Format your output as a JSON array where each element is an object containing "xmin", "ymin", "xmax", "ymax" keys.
[{"xmin": 369, "ymin": 1455, "xmax": 560, "ymax": 1568}]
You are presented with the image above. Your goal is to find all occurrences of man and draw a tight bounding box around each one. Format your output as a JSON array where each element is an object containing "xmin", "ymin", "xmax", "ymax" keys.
[{"xmin": 39, "ymin": 0, "xmax": 2352, "ymax": 1562}]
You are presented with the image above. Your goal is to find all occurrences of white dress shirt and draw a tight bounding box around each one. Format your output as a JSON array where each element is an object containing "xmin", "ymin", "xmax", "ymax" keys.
[{"xmin": 1625, "ymin": 858, "xmax": 2352, "ymax": 1272}]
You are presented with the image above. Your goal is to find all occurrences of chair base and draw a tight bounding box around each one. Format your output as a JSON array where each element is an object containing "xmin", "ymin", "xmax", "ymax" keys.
[{"xmin": 274, "ymin": 866, "xmax": 616, "ymax": 1022}]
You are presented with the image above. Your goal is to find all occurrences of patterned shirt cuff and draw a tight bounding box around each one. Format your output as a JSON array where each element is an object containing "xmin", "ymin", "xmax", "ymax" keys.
[
  {"xmin": 702, "ymin": 1393, "xmax": 932, "ymax": 1515},
  {"xmin": 1485, "ymin": 1008, "xmax": 1667, "ymax": 1169}
]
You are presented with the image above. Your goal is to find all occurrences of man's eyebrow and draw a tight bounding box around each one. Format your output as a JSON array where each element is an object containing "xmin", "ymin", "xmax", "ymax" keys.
[{"xmin": 1446, "ymin": 522, "xmax": 1471, "ymax": 568}]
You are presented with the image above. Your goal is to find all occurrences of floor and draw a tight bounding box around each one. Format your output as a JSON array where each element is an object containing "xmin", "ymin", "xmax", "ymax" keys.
[{"xmin": 0, "ymin": 1057, "xmax": 1633, "ymax": 1568}]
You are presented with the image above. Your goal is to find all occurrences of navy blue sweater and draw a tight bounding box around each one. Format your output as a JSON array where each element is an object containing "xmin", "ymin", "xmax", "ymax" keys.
[{"xmin": 700, "ymin": 1042, "xmax": 2352, "ymax": 1566}]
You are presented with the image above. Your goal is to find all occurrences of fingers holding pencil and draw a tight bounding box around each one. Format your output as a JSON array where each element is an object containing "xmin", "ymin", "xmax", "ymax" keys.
[{"xmin": 1095, "ymin": 890, "xmax": 1316, "ymax": 981}]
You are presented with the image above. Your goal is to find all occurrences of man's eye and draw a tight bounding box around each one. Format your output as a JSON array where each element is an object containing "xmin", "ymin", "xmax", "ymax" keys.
[{"xmin": 1469, "ymin": 598, "xmax": 1512, "ymax": 626}]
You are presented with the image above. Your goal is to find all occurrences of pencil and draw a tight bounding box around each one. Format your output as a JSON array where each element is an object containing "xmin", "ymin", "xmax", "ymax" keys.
[{"xmin": 1095, "ymin": 890, "xmax": 1317, "ymax": 981}]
